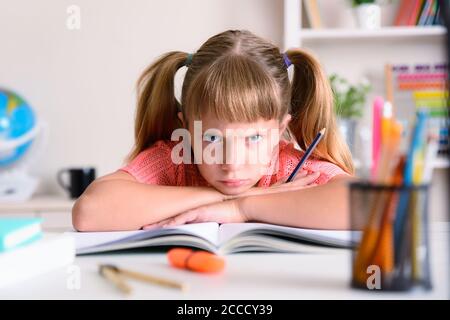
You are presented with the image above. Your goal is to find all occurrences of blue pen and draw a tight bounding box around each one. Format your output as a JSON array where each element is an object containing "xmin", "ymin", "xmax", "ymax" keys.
[
  {"xmin": 394, "ymin": 111, "xmax": 428, "ymax": 262},
  {"xmin": 404, "ymin": 110, "xmax": 428, "ymax": 186},
  {"xmin": 286, "ymin": 128, "xmax": 326, "ymax": 183}
]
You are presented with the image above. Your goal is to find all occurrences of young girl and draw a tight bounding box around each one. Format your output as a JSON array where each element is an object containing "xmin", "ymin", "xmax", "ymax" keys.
[{"xmin": 72, "ymin": 29, "xmax": 356, "ymax": 232}]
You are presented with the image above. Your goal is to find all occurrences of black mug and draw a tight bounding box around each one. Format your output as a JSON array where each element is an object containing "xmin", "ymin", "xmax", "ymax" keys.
[{"xmin": 57, "ymin": 167, "xmax": 96, "ymax": 199}]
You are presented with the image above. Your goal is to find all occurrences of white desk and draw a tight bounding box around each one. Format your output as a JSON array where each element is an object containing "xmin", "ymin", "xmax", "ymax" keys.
[{"xmin": 1, "ymin": 224, "xmax": 449, "ymax": 300}]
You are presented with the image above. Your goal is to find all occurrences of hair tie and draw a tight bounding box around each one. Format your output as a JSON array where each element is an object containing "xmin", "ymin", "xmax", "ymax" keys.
[
  {"xmin": 185, "ymin": 53, "xmax": 193, "ymax": 67},
  {"xmin": 283, "ymin": 52, "xmax": 292, "ymax": 68}
]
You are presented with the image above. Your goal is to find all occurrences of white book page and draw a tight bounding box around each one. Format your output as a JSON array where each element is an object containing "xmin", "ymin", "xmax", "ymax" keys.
[
  {"xmin": 173, "ymin": 222, "xmax": 219, "ymax": 245},
  {"xmin": 219, "ymin": 223, "xmax": 356, "ymax": 247},
  {"xmin": 69, "ymin": 222, "xmax": 220, "ymax": 251},
  {"xmin": 70, "ymin": 229, "xmax": 143, "ymax": 251},
  {"xmin": 219, "ymin": 223, "xmax": 261, "ymax": 245}
]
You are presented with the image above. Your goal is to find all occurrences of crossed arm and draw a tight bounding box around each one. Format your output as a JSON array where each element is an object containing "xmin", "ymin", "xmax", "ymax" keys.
[{"xmin": 72, "ymin": 170, "xmax": 355, "ymax": 232}]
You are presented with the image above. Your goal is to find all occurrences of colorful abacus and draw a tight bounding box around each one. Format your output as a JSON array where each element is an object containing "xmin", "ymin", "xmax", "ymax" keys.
[{"xmin": 391, "ymin": 63, "xmax": 448, "ymax": 158}]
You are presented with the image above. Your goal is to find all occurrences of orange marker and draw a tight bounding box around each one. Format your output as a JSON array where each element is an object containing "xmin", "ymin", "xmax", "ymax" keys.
[{"xmin": 167, "ymin": 248, "xmax": 225, "ymax": 273}]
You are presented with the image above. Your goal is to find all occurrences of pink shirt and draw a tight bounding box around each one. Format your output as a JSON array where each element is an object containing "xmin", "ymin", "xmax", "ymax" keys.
[{"xmin": 120, "ymin": 140, "xmax": 348, "ymax": 187}]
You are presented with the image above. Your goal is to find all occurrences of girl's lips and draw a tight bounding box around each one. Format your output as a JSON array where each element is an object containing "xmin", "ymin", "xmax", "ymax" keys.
[{"xmin": 218, "ymin": 179, "xmax": 250, "ymax": 187}]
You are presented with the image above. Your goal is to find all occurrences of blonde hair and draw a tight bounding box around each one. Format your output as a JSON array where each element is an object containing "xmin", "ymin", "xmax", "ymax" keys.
[{"xmin": 129, "ymin": 29, "xmax": 354, "ymax": 174}]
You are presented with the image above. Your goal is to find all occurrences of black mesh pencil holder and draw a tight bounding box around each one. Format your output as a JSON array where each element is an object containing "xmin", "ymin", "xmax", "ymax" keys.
[{"xmin": 349, "ymin": 182, "xmax": 432, "ymax": 291}]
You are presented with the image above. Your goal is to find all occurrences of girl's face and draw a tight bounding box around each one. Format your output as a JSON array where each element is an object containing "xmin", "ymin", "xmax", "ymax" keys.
[{"xmin": 184, "ymin": 112, "xmax": 291, "ymax": 195}]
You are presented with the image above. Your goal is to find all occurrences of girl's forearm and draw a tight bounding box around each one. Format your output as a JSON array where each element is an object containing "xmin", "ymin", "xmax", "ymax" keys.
[
  {"xmin": 237, "ymin": 176, "xmax": 355, "ymax": 230},
  {"xmin": 72, "ymin": 180, "xmax": 226, "ymax": 231}
]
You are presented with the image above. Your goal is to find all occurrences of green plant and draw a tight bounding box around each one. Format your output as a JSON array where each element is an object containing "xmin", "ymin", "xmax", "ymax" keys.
[
  {"xmin": 351, "ymin": 0, "xmax": 376, "ymax": 6},
  {"xmin": 329, "ymin": 73, "xmax": 371, "ymax": 119}
]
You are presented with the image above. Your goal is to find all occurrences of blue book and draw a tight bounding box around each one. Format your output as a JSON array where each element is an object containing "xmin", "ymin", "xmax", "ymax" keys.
[
  {"xmin": 417, "ymin": 0, "xmax": 432, "ymax": 26},
  {"xmin": 425, "ymin": 0, "xmax": 438, "ymax": 25},
  {"xmin": 0, "ymin": 218, "xmax": 43, "ymax": 252}
]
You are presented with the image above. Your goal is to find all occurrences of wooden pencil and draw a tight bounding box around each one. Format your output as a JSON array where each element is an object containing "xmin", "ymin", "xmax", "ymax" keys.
[
  {"xmin": 99, "ymin": 264, "xmax": 188, "ymax": 292},
  {"xmin": 99, "ymin": 265, "xmax": 132, "ymax": 295},
  {"xmin": 118, "ymin": 267, "xmax": 189, "ymax": 292}
]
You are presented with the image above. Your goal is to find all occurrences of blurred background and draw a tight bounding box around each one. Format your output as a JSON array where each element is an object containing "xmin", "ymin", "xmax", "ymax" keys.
[
  {"xmin": 0, "ymin": 0, "xmax": 284, "ymax": 194},
  {"xmin": 0, "ymin": 0, "xmax": 448, "ymax": 229}
]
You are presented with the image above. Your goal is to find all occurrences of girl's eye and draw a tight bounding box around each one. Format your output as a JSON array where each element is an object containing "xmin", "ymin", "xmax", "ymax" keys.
[
  {"xmin": 204, "ymin": 134, "xmax": 222, "ymax": 143},
  {"xmin": 247, "ymin": 134, "xmax": 263, "ymax": 143}
]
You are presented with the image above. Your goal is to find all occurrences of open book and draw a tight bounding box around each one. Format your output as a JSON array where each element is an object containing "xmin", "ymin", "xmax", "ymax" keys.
[{"xmin": 72, "ymin": 223, "xmax": 358, "ymax": 255}]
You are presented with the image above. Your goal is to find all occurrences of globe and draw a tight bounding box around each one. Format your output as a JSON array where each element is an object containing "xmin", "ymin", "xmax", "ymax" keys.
[{"xmin": 0, "ymin": 89, "xmax": 36, "ymax": 167}]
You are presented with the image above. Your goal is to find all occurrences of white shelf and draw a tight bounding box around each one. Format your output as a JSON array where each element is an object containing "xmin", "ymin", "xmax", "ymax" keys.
[
  {"xmin": 300, "ymin": 26, "xmax": 447, "ymax": 41},
  {"xmin": 0, "ymin": 195, "xmax": 75, "ymax": 214},
  {"xmin": 433, "ymin": 157, "xmax": 450, "ymax": 169}
]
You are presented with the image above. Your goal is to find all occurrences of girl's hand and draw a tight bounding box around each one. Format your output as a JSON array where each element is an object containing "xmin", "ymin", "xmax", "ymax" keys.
[
  {"xmin": 231, "ymin": 170, "xmax": 320, "ymax": 199},
  {"xmin": 142, "ymin": 199, "xmax": 245, "ymax": 230}
]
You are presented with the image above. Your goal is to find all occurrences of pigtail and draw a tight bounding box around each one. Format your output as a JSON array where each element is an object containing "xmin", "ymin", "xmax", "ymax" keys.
[
  {"xmin": 127, "ymin": 52, "xmax": 188, "ymax": 161},
  {"xmin": 286, "ymin": 48, "xmax": 354, "ymax": 175}
]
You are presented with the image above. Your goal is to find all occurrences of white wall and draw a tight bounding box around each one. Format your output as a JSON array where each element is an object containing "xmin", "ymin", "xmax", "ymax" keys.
[{"xmin": 0, "ymin": 0, "xmax": 284, "ymax": 196}]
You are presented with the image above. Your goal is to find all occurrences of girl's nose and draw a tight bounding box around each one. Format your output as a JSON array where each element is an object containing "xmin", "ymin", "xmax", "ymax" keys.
[
  {"xmin": 220, "ymin": 161, "xmax": 244, "ymax": 172},
  {"xmin": 221, "ymin": 142, "xmax": 245, "ymax": 171}
]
